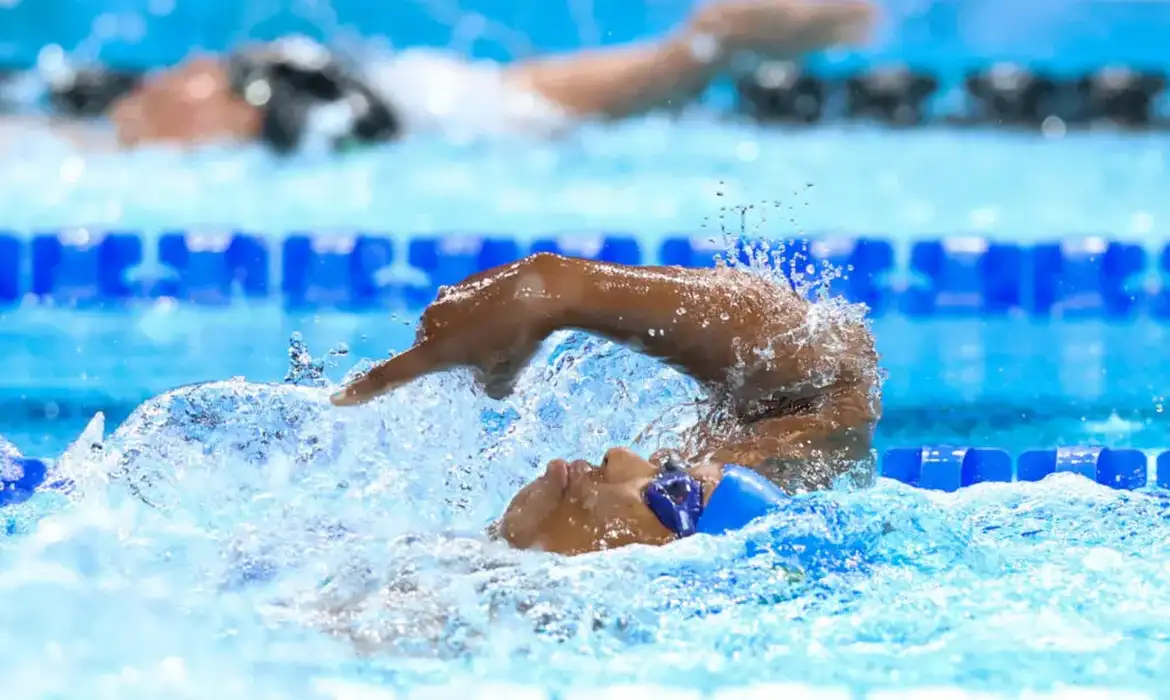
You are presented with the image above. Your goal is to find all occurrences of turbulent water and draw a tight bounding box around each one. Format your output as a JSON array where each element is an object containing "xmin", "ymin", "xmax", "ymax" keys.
[{"xmin": 3, "ymin": 268, "xmax": 1170, "ymax": 697}]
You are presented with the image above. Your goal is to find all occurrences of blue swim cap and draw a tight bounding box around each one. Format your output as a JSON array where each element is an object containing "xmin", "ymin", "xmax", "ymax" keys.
[
  {"xmin": 696, "ymin": 465, "xmax": 788, "ymax": 536},
  {"xmin": 644, "ymin": 464, "xmax": 788, "ymax": 539}
]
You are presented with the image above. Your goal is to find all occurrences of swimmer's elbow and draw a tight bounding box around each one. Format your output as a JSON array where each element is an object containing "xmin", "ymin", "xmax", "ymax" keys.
[{"xmin": 520, "ymin": 251, "xmax": 570, "ymax": 273}]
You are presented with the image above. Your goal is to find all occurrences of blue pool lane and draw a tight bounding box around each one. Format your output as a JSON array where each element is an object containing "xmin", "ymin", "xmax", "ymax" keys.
[{"xmin": 1, "ymin": 230, "xmax": 1168, "ymax": 319}]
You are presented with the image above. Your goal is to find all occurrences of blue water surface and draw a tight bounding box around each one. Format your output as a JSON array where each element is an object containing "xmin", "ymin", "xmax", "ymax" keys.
[{"xmin": 3, "ymin": 123, "xmax": 1170, "ymax": 699}]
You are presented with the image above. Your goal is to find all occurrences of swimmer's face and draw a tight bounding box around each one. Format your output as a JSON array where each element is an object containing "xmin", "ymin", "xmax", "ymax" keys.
[
  {"xmin": 497, "ymin": 448, "xmax": 719, "ymax": 556},
  {"xmin": 111, "ymin": 57, "xmax": 261, "ymax": 147}
]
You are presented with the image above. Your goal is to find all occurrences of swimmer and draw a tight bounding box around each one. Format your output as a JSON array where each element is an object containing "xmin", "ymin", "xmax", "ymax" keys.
[
  {"xmin": 7, "ymin": 0, "xmax": 875, "ymax": 152},
  {"xmin": 332, "ymin": 253, "xmax": 880, "ymax": 555}
]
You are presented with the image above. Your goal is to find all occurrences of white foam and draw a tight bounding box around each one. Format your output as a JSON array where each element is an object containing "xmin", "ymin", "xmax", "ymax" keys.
[
  {"xmin": 565, "ymin": 686, "xmax": 700, "ymax": 700},
  {"xmin": 313, "ymin": 678, "xmax": 398, "ymax": 700},
  {"xmin": 1021, "ymin": 690, "xmax": 1152, "ymax": 700},
  {"xmin": 869, "ymin": 689, "xmax": 999, "ymax": 700},
  {"xmin": 411, "ymin": 684, "xmax": 547, "ymax": 700},
  {"xmin": 714, "ymin": 685, "xmax": 850, "ymax": 700}
]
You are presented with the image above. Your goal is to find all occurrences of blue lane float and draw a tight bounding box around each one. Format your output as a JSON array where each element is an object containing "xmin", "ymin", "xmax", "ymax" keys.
[
  {"xmin": 881, "ymin": 446, "xmax": 1152, "ymax": 492},
  {"xmin": 1028, "ymin": 240, "xmax": 1146, "ymax": 318},
  {"xmin": 156, "ymin": 231, "xmax": 269, "ymax": 304},
  {"xmin": 31, "ymin": 230, "xmax": 143, "ymax": 305},
  {"xmin": 1157, "ymin": 452, "xmax": 1170, "ymax": 490},
  {"xmin": 0, "ymin": 233, "xmax": 18, "ymax": 304},
  {"xmin": 1155, "ymin": 245, "xmax": 1170, "ymax": 318},
  {"xmin": 0, "ymin": 231, "xmax": 1166, "ymax": 315},
  {"xmin": 901, "ymin": 238, "xmax": 1025, "ymax": 316},
  {"xmin": 881, "ymin": 446, "xmax": 1013, "ymax": 491},
  {"xmin": 1016, "ymin": 447, "xmax": 1147, "ymax": 489},
  {"xmin": 283, "ymin": 233, "xmax": 393, "ymax": 309}
]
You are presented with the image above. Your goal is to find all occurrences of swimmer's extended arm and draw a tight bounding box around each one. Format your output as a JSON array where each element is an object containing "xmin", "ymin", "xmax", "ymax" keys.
[
  {"xmin": 333, "ymin": 253, "xmax": 860, "ymax": 409},
  {"xmin": 507, "ymin": 0, "xmax": 873, "ymax": 120},
  {"xmin": 332, "ymin": 254, "xmax": 878, "ymax": 482}
]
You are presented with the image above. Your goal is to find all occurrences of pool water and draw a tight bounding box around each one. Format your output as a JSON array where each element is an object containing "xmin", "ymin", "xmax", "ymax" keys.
[
  {"xmin": 5, "ymin": 122, "xmax": 1170, "ymax": 238},
  {"xmin": 5, "ymin": 312, "xmax": 1170, "ymax": 456},
  {"xmin": 3, "ymin": 123, "xmax": 1170, "ymax": 699}
]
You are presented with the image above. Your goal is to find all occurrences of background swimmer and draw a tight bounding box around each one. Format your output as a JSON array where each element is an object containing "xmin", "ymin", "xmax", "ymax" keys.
[
  {"xmin": 18, "ymin": 0, "xmax": 874, "ymax": 152},
  {"xmin": 332, "ymin": 253, "xmax": 881, "ymax": 555}
]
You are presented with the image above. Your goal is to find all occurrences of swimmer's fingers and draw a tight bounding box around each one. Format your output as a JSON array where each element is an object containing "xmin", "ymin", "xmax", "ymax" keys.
[
  {"xmin": 330, "ymin": 346, "xmax": 443, "ymax": 406},
  {"xmin": 474, "ymin": 337, "xmax": 545, "ymax": 400}
]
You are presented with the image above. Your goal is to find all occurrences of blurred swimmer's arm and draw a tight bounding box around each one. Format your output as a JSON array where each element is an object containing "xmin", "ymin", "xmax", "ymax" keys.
[
  {"xmin": 506, "ymin": 36, "xmax": 724, "ymax": 120},
  {"xmin": 506, "ymin": 0, "xmax": 874, "ymax": 120}
]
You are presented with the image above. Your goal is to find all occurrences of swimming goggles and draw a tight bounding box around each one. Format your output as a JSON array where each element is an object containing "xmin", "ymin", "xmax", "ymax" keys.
[{"xmin": 643, "ymin": 461, "xmax": 789, "ymax": 537}]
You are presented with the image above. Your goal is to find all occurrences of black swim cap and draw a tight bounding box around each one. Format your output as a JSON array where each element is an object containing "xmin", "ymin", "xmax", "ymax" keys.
[{"xmin": 228, "ymin": 37, "xmax": 400, "ymax": 154}]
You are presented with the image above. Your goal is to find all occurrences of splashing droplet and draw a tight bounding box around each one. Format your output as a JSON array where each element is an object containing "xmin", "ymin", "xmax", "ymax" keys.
[{"xmin": 285, "ymin": 334, "xmax": 350, "ymax": 387}]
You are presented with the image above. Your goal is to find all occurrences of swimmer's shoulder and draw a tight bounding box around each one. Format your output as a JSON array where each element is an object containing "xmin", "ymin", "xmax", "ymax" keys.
[{"xmin": 362, "ymin": 49, "xmax": 572, "ymax": 139}]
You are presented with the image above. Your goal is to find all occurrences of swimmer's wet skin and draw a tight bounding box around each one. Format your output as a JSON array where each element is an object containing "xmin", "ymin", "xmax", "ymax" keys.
[{"xmin": 332, "ymin": 254, "xmax": 881, "ymax": 555}]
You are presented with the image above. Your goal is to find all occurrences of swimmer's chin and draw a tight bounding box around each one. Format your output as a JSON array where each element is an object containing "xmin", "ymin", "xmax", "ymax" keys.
[{"xmin": 496, "ymin": 462, "xmax": 572, "ymax": 549}]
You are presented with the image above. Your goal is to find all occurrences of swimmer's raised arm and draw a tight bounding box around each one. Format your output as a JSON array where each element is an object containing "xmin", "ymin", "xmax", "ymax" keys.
[
  {"xmin": 334, "ymin": 254, "xmax": 796, "ymax": 406},
  {"xmin": 510, "ymin": 0, "xmax": 874, "ymax": 120},
  {"xmin": 332, "ymin": 253, "xmax": 879, "ymax": 487}
]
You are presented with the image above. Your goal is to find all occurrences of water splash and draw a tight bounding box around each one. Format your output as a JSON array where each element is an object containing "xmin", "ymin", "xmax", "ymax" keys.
[
  {"xmin": 2, "ymin": 231, "xmax": 1166, "ymax": 695},
  {"xmin": 285, "ymin": 331, "xmax": 352, "ymax": 387},
  {"xmin": 704, "ymin": 198, "xmax": 861, "ymax": 309},
  {"xmin": 0, "ymin": 434, "xmax": 19, "ymax": 460},
  {"xmin": 1, "ymin": 341, "xmax": 1170, "ymax": 695}
]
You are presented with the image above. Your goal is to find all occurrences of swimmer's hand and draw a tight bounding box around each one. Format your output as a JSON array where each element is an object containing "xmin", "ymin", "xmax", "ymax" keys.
[
  {"xmin": 331, "ymin": 255, "xmax": 566, "ymax": 406},
  {"xmin": 691, "ymin": 0, "xmax": 875, "ymax": 59}
]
